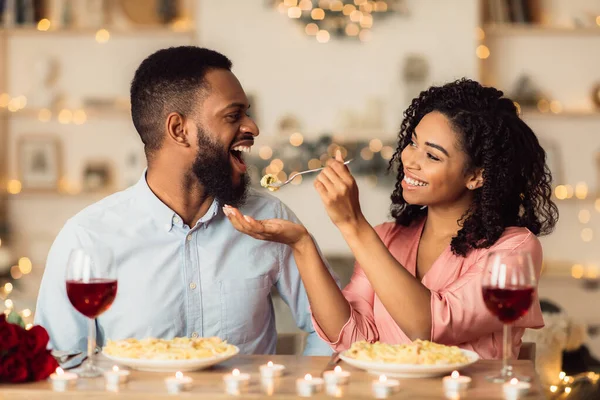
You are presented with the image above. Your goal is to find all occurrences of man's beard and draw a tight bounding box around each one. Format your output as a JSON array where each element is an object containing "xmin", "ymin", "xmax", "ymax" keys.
[{"xmin": 191, "ymin": 127, "xmax": 249, "ymax": 208}]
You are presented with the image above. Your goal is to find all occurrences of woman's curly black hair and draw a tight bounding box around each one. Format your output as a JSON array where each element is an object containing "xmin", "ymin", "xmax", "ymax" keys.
[{"xmin": 389, "ymin": 78, "xmax": 558, "ymax": 257}]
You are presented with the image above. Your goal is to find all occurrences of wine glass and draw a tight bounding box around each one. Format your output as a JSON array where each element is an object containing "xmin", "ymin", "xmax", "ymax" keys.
[
  {"xmin": 65, "ymin": 246, "xmax": 118, "ymax": 378},
  {"xmin": 481, "ymin": 250, "xmax": 536, "ymax": 383}
]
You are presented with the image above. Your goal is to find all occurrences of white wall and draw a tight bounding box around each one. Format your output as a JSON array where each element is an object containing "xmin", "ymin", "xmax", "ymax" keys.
[{"xmin": 197, "ymin": 0, "xmax": 479, "ymax": 137}]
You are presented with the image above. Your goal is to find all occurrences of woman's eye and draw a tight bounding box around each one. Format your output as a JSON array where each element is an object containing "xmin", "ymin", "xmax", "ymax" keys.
[{"xmin": 427, "ymin": 153, "xmax": 440, "ymax": 161}]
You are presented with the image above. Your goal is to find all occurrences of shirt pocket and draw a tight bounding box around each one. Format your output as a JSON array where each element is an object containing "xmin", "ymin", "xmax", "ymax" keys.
[{"xmin": 221, "ymin": 274, "xmax": 272, "ymax": 346}]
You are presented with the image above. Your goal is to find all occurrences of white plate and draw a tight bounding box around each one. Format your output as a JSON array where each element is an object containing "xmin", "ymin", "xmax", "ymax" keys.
[
  {"xmin": 339, "ymin": 349, "xmax": 479, "ymax": 378},
  {"xmin": 102, "ymin": 346, "xmax": 239, "ymax": 372}
]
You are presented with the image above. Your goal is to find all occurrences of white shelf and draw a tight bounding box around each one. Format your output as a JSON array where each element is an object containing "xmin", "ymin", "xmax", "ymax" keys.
[
  {"xmin": 520, "ymin": 108, "xmax": 600, "ymax": 118},
  {"xmin": 1, "ymin": 107, "xmax": 130, "ymax": 119},
  {"xmin": 0, "ymin": 26, "xmax": 195, "ymax": 37},
  {"xmin": 484, "ymin": 24, "xmax": 600, "ymax": 36}
]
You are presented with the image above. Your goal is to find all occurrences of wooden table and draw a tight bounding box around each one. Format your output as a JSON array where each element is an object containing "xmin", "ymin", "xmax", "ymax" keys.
[{"xmin": 0, "ymin": 355, "xmax": 546, "ymax": 399}]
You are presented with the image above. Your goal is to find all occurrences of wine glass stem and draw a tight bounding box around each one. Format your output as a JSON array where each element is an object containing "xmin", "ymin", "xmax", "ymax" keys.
[
  {"xmin": 502, "ymin": 323, "xmax": 513, "ymax": 378},
  {"xmin": 84, "ymin": 318, "xmax": 96, "ymax": 370}
]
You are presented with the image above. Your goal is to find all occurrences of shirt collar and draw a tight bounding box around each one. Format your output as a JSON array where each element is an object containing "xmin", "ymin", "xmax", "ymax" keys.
[{"xmin": 135, "ymin": 170, "xmax": 220, "ymax": 232}]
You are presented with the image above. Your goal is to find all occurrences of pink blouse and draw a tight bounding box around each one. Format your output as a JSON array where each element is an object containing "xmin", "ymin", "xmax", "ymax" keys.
[{"xmin": 312, "ymin": 219, "xmax": 545, "ymax": 359}]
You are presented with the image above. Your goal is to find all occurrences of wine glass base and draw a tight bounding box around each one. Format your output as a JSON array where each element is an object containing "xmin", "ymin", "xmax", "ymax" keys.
[
  {"xmin": 485, "ymin": 373, "xmax": 531, "ymax": 383},
  {"xmin": 73, "ymin": 363, "xmax": 104, "ymax": 378}
]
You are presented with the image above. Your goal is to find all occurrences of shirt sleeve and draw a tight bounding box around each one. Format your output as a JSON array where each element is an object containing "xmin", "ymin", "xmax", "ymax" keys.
[
  {"xmin": 33, "ymin": 219, "xmax": 90, "ymax": 352},
  {"xmin": 273, "ymin": 201, "xmax": 340, "ymax": 356},
  {"xmin": 311, "ymin": 224, "xmax": 393, "ymax": 352},
  {"xmin": 430, "ymin": 231, "xmax": 545, "ymax": 345}
]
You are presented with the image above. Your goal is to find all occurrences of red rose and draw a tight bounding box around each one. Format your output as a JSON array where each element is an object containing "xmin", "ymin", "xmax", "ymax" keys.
[
  {"xmin": 20, "ymin": 326, "xmax": 50, "ymax": 357},
  {"xmin": 0, "ymin": 352, "xmax": 29, "ymax": 383},
  {"xmin": 0, "ymin": 318, "xmax": 22, "ymax": 352},
  {"xmin": 28, "ymin": 350, "xmax": 59, "ymax": 382}
]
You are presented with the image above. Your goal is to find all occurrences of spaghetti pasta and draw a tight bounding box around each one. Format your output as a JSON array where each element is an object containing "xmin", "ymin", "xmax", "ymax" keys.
[
  {"xmin": 103, "ymin": 337, "xmax": 237, "ymax": 360},
  {"xmin": 345, "ymin": 340, "xmax": 469, "ymax": 365}
]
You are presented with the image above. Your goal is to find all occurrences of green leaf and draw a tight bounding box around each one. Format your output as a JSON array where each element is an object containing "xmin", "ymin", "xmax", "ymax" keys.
[{"xmin": 6, "ymin": 310, "xmax": 25, "ymax": 329}]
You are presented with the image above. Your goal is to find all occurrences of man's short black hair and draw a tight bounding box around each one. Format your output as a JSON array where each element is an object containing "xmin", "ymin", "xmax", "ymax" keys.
[{"xmin": 130, "ymin": 46, "xmax": 232, "ymax": 156}]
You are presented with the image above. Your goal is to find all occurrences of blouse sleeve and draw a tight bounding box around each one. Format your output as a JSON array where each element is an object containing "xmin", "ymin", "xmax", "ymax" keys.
[
  {"xmin": 430, "ymin": 231, "xmax": 545, "ymax": 345},
  {"xmin": 311, "ymin": 224, "xmax": 394, "ymax": 352}
]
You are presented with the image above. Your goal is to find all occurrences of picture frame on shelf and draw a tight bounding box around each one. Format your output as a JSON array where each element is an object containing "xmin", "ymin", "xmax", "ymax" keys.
[
  {"xmin": 82, "ymin": 160, "xmax": 114, "ymax": 193},
  {"xmin": 17, "ymin": 135, "xmax": 62, "ymax": 191}
]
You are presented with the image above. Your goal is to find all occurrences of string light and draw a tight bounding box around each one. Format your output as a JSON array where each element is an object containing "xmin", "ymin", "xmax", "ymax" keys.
[
  {"xmin": 571, "ymin": 264, "xmax": 584, "ymax": 279},
  {"xmin": 311, "ymin": 8, "xmax": 325, "ymax": 20},
  {"xmin": 7, "ymin": 180, "xmax": 22, "ymax": 195},
  {"xmin": 290, "ymin": 171, "xmax": 302, "ymax": 185},
  {"xmin": 359, "ymin": 29, "xmax": 372, "ymax": 42},
  {"xmin": 308, "ymin": 159, "xmax": 322, "ymax": 169},
  {"xmin": 95, "ymin": 29, "xmax": 110, "ymax": 43},
  {"xmin": 550, "ymin": 100, "xmax": 563, "ymax": 114},
  {"xmin": 575, "ymin": 182, "xmax": 588, "ymax": 199},
  {"xmin": 10, "ymin": 266, "xmax": 22, "ymax": 279},
  {"xmin": 58, "ymin": 109, "xmax": 73, "ymax": 124},
  {"xmin": 288, "ymin": 6, "xmax": 302, "ymax": 18},
  {"xmin": 18, "ymin": 257, "xmax": 33, "ymax": 274},
  {"xmin": 305, "ymin": 23, "xmax": 319, "ymax": 35},
  {"xmin": 316, "ymin": 30, "xmax": 330, "ymax": 43},
  {"xmin": 289, "ymin": 132, "xmax": 304, "ymax": 146},
  {"xmin": 37, "ymin": 18, "xmax": 51, "ymax": 31},
  {"xmin": 476, "ymin": 45, "xmax": 490, "ymax": 59},
  {"xmin": 369, "ymin": 138, "xmax": 383, "ymax": 152},
  {"xmin": 581, "ymin": 228, "xmax": 593, "ymax": 242},
  {"xmin": 537, "ymin": 99, "xmax": 550, "ymax": 113},
  {"xmin": 259, "ymin": 146, "xmax": 273, "ymax": 160},
  {"xmin": 273, "ymin": 0, "xmax": 399, "ymax": 41},
  {"xmin": 578, "ymin": 209, "xmax": 591, "ymax": 224}
]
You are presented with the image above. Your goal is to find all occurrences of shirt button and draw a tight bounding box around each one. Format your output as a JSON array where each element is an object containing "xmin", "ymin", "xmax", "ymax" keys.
[
  {"xmin": 189, "ymin": 282, "xmax": 197, "ymax": 290},
  {"xmin": 187, "ymin": 234, "xmax": 192, "ymax": 242},
  {"xmin": 191, "ymin": 332, "xmax": 198, "ymax": 338},
  {"xmin": 173, "ymin": 215, "xmax": 181, "ymax": 224}
]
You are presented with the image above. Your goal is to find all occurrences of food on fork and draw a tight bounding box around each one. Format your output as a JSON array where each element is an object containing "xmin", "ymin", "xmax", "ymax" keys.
[
  {"xmin": 103, "ymin": 337, "xmax": 237, "ymax": 360},
  {"xmin": 260, "ymin": 174, "xmax": 280, "ymax": 191},
  {"xmin": 345, "ymin": 339, "xmax": 469, "ymax": 365}
]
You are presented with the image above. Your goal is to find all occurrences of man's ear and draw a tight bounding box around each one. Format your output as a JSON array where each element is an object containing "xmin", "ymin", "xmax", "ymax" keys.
[{"xmin": 165, "ymin": 112, "xmax": 189, "ymax": 146}]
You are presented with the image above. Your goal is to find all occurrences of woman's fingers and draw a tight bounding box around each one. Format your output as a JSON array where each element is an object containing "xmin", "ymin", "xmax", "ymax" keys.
[
  {"xmin": 223, "ymin": 206, "xmax": 266, "ymax": 239},
  {"xmin": 316, "ymin": 169, "xmax": 336, "ymax": 194}
]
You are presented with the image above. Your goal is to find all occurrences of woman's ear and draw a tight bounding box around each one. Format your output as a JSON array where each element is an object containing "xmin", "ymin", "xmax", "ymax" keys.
[
  {"xmin": 165, "ymin": 112, "xmax": 189, "ymax": 147},
  {"xmin": 466, "ymin": 168, "xmax": 484, "ymax": 190}
]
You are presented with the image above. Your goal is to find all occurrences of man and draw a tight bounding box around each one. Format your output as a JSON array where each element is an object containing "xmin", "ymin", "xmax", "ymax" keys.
[{"xmin": 34, "ymin": 46, "xmax": 336, "ymax": 356}]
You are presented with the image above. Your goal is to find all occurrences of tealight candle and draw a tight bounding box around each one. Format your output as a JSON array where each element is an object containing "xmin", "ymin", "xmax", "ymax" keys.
[
  {"xmin": 49, "ymin": 367, "xmax": 77, "ymax": 392},
  {"xmin": 296, "ymin": 373, "xmax": 324, "ymax": 397},
  {"xmin": 443, "ymin": 371, "xmax": 472, "ymax": 393},
  {"xmin": 260, "ymin": 360, "xmax": 286, "ymax": 379},
  {"xmin": 223, "ymin": 368, "xmax": 251, "ymax": 394},
  {"xmin": 104, "ymin": 365, "xmax": 131, "ymax": 386},
  {"xmin": 372, "ymin": 375, "xmax": 400, "ymax": 399},
  {"xmin": 164, "ymin": 371, "xmax": 193, "ymax": 394},
  {"xmin": 323, "ymin": 366, "xmax": 351, "ymax": 386},
  {"xmin": 503, "ymin": 378, "xmax": 531, "ymax": 400}
]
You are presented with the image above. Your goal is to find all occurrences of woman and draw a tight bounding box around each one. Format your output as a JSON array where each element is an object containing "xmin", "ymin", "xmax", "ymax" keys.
[{"xmin": 223, "ymin": 78, "xmax": 558, "ymax": 359}]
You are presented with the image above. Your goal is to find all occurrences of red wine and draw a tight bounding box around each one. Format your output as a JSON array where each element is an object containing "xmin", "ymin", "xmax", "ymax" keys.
[
  {"xmin": 482, "ymin": 286, "xmax": 534, "ymax": 323},
  {"xmin": 66, "ymin": 279, "xmax": 118, "ymax": 318}
]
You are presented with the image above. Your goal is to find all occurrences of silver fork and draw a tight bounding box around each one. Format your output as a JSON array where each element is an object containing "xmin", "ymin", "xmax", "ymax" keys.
[{"xmin": 267, "ymin": 159, "xmax": 353, "ymax": 189}]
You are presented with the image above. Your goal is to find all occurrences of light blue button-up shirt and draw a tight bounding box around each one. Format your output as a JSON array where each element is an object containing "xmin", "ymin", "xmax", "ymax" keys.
[{"xmin": 34, "ymin": 173, "xmax": 337, "ymax": 355}]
